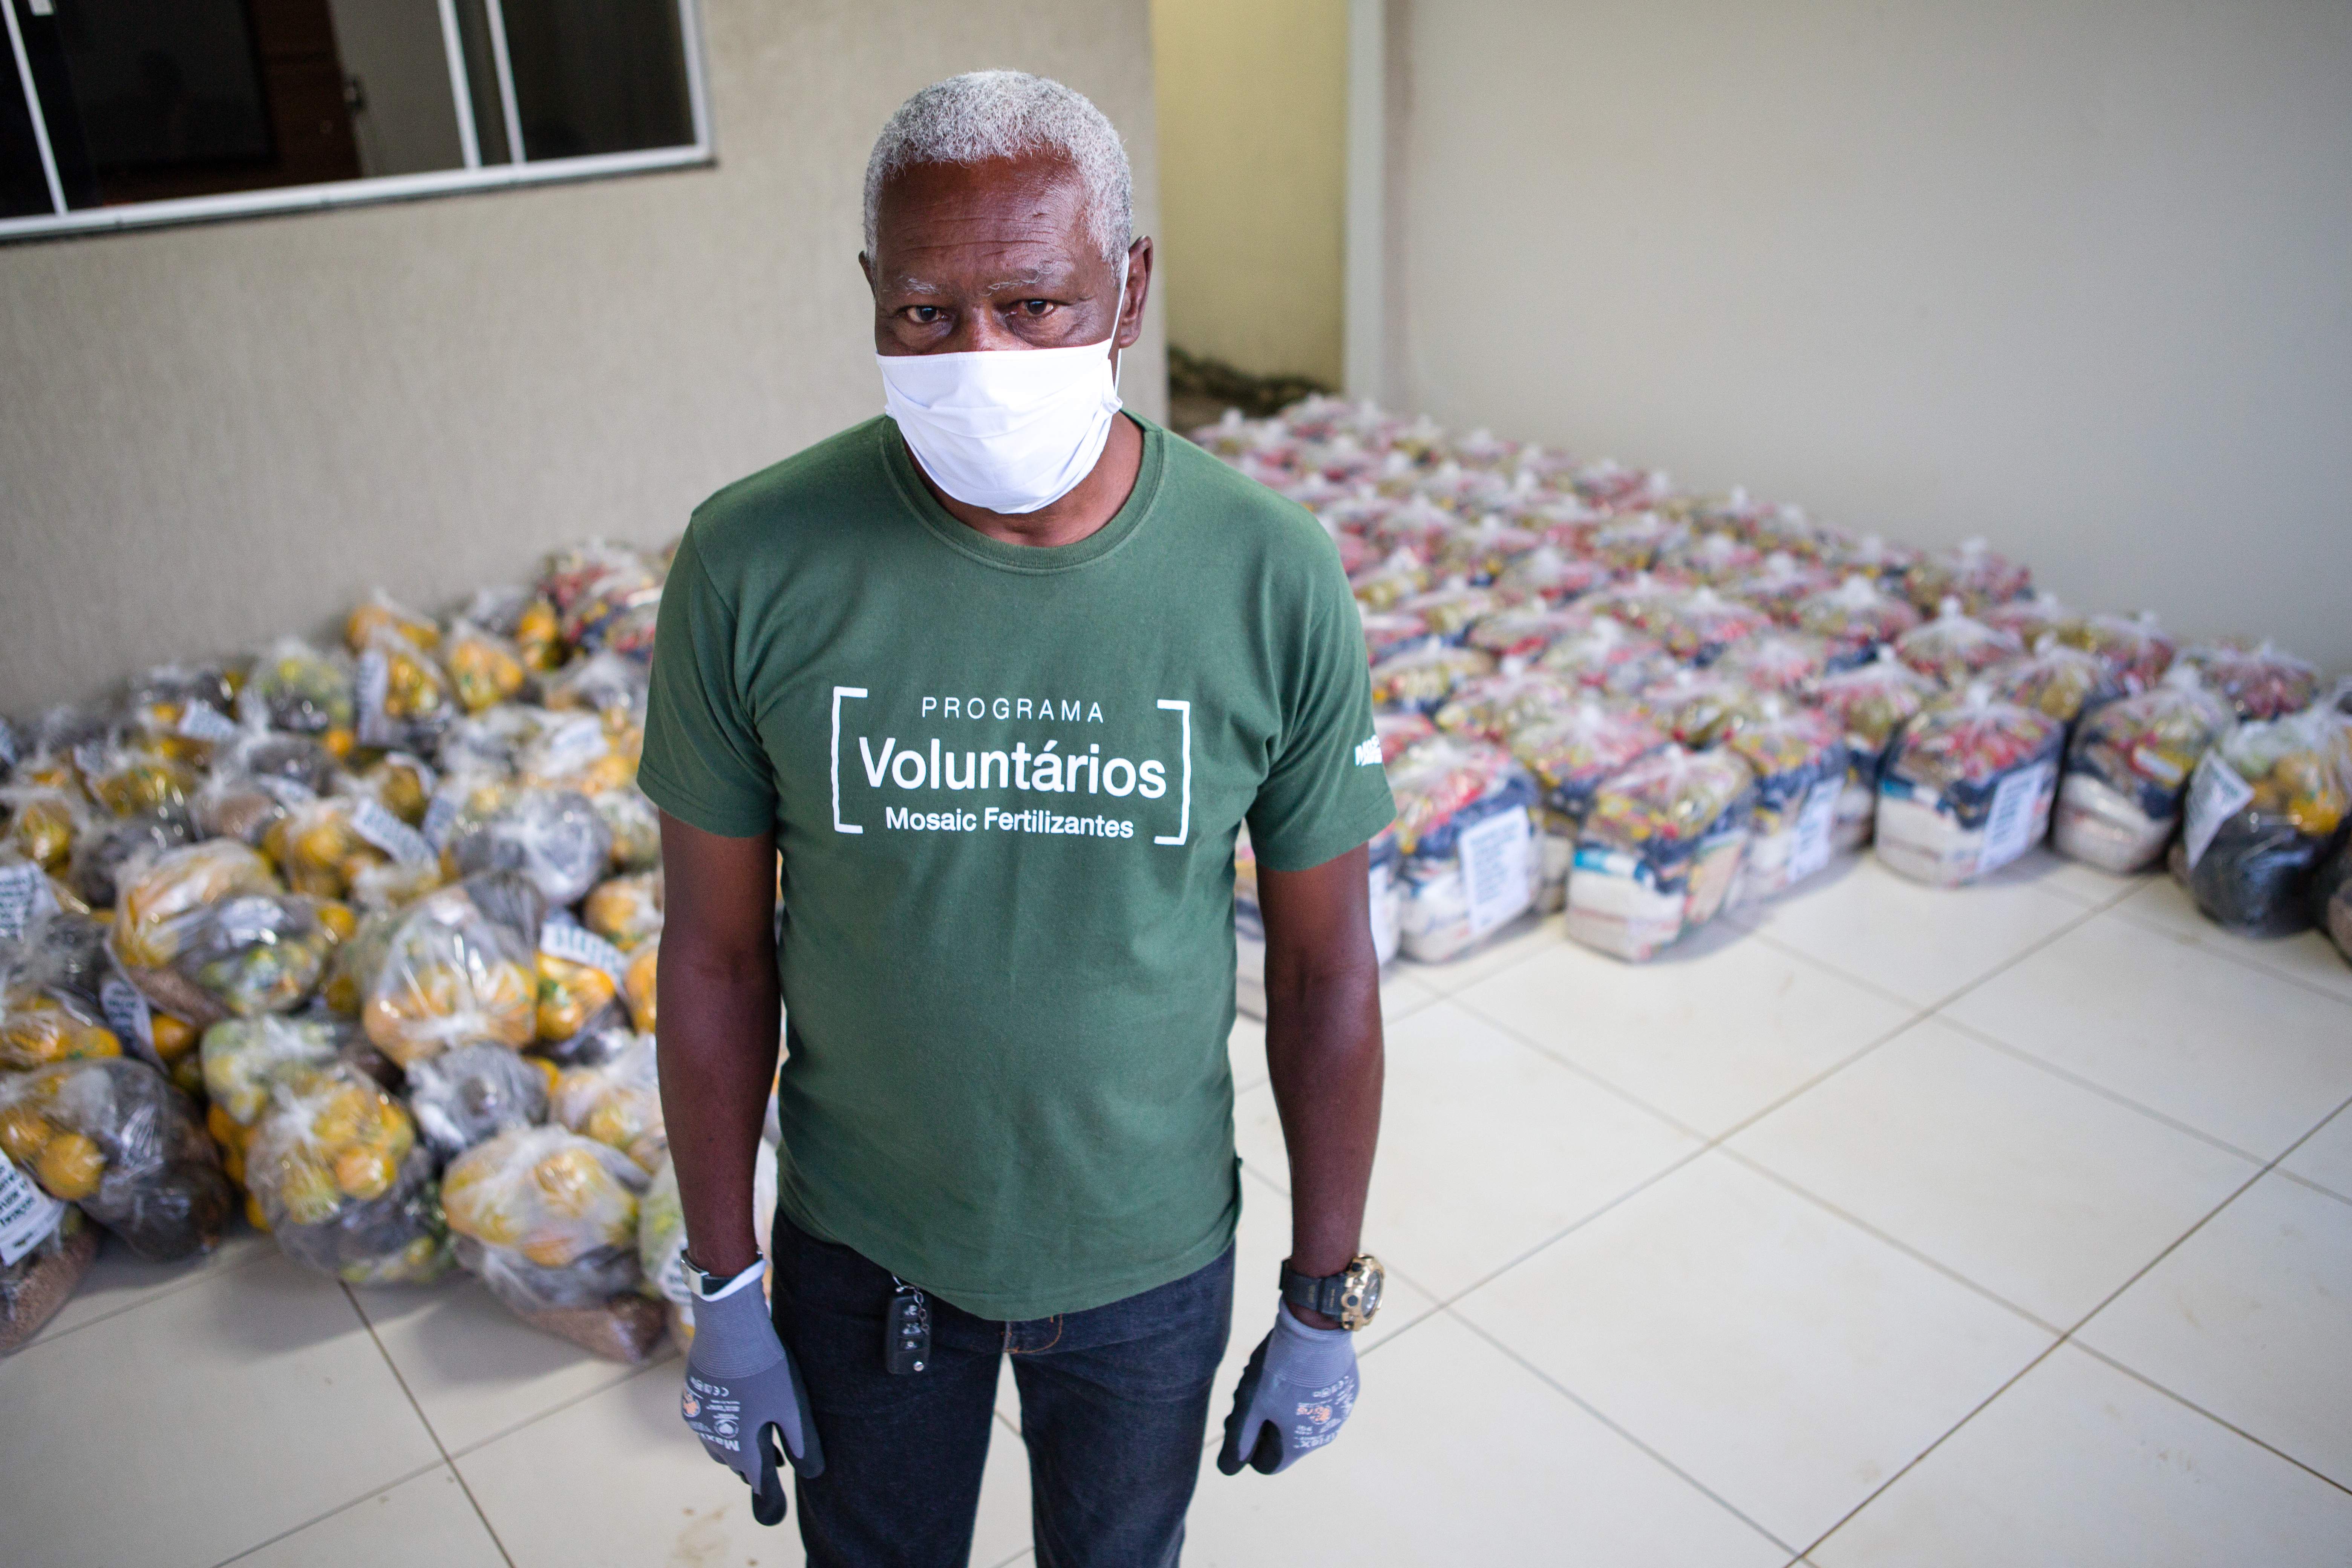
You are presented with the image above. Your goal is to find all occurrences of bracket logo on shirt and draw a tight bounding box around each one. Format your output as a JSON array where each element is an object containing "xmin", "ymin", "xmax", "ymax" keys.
[{"xmin": 829, "ymin": 686, "xmax": 1193, "ymax": 846}]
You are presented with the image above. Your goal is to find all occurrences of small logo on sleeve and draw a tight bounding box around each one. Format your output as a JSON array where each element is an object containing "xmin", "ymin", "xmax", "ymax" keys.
[{"xmin": 1354, "ymin": 736, "xmax": 1381, "ymax": 766}]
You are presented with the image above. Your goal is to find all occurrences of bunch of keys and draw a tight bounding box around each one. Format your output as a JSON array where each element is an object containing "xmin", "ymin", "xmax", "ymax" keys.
[{"xmin": 886, "ymin": 1277, "xmax": 931, "ymax": 1375}]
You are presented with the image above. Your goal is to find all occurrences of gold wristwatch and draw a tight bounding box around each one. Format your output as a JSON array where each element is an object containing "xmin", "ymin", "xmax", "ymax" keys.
[{"xmin": 1279, "ymin": 1254, "xmax": 1384, "ymax": 1331}]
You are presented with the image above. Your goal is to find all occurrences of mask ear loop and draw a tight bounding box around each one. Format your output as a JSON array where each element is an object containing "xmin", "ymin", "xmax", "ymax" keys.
[{"xmin": 1108, "ymin": 249, "xmax": 1132, "ymax": 394}]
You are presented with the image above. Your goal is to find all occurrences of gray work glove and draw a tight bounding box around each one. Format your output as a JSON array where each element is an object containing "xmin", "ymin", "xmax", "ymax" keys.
[
  {"xmin": 680, "ymin": 1260, "xmax": 824, "ymax": 1525},
  {"xmin": 1217, "ymin": 1302, "xmax": 1360, "ymax": 1475}
]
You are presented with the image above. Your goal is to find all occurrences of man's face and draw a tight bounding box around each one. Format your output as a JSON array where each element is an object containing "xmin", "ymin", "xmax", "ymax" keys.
[{"xmin": 865, "ymin": 152, "xmax": 1144, "ymax": 359}]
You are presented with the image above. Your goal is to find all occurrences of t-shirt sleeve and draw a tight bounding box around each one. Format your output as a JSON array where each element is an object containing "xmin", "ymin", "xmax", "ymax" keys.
[
  {"xmin": 1246, "ymin": 545, "xmax": 1396, "ymax": 872},
  {"xmin": 638, "ymin": 525, "xmax": 778, "ymax": 839}
]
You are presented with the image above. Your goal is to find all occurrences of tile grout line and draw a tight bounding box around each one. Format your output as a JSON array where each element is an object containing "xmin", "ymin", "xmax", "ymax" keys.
[
  {"xmin": 1931, "ymin": 1012, "xmax": 2277, "ymax": 1165},
  {"xmin": 340, "ymin": 1280, "xmax": 520, "ymax": 1568},
  {"xmin": 446, "ymin": 1349, "xmax": 683, "ymax": 1462},
  {"xmin": 1712, "ymin": 1146, "xmax": 2064, "ymax": 1335},
  {"xmin": 1444, "ymin": 1304, "xmax": 1800, "ymax": 1558},
  {"xmin": 2066, "ymin": 1341, "xmax": 2352, "ymax": 1502},
  {"xmin": 2273, "ymin": 1165, "xmax": 2352, "ymax": 1208},
  {"xmin": 207, "ymin": 1456, "xmax": 452, "ymax": 1568},
  {"xmin": 1796, "ymin": 1084, "xmax": 2352, "ymax": 1559},
  {"xmin": 24, "ymin": 1239, "xmax": 276, "ymax": 1355},
  {"xmin": 2103, "ymin": 900, "xmax": 2352, "ymax": 1011}
]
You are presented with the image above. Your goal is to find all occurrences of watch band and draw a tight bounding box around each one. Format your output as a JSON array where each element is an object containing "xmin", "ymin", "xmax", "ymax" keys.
[{"xmin": 1279, "ymin": 1256, "xmax": 1382, "ymax": 1329}]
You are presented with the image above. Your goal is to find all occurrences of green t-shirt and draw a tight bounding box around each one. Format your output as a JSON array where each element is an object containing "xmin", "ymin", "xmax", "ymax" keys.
[{"xmin": 639, "ymin": 413, "xmax": 1394, "ymax": 1319}]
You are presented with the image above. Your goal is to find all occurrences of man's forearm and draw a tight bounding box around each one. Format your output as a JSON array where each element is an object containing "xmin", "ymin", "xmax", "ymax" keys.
[
  {"xmin": 658, "ymin": 939, "xmax": 781, "ymax": 1277},
  {"xmin": 1263, "ymin": 958, "xmax": 1382, "ymax": 1286},
  {"xmin": 1257, "ymin": 846, "xmax": 1385, "ymax": 1323}
]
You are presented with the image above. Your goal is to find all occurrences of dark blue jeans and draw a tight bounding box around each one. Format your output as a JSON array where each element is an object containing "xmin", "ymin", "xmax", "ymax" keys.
[{"xmin": 770, "ymin": 1213, "xmax": 1236, "ymax": 1568}]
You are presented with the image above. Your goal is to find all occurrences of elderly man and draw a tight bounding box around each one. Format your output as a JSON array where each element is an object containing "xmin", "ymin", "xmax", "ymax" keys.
[{"xmin": 645, "ymin": 70, "xmax": 1392, "ymax": 1566}]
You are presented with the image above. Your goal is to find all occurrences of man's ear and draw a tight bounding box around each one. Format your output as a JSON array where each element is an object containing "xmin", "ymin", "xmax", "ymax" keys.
[
  {"xmin": 1118, "ymin": 237, "xmax": 1153, "ymax": 349},
  {"xmin": 859, "ymin": 251, "xmax": 876, "ymax": 291}
]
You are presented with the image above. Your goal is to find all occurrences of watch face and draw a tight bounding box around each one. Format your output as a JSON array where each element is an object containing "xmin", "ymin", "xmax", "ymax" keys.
[{"xmin": 1341, "ymin": 1255, "xmax": 1385, "ymax": 1331}]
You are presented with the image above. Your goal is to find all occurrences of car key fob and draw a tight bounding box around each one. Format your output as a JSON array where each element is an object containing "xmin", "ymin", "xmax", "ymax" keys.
[{"xmin": 885, "ymin": 1280, "xmax": 931, "ymax": 1375}]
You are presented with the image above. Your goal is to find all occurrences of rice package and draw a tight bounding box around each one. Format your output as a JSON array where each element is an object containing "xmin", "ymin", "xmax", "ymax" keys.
[
  {"xmin": 1723, "ymin": 700, "xmax": 1849, "ymax": 903},
  {"xmin": 1895, "ymin": 599, "xmax": 2024, "ymax": 686},
  {"xmin": 1875, "ymin": 688, "xmax": 2065, "ymax": 885},
  {"xmin": 2052, "ymin": 671, "xmax": 2235, "ymax": 872},
  {"xmin": 245, "ymin": 1062, "xmax": 448, "ymax": 1285},
  {"xmin": 2174, "ymin": 706, "xmax": 2351, "ymax": 937},
  {"xmin": 1565, "ymin": 747, "xmax": 1755, "ymax": 961},
  {"xmin": 1386, "ymin": 738, "xmax": 1540, "ymax": 962},
  {"xmin": 0, "ymin": 1058, "xmax": 231, "ymax": 1260}
]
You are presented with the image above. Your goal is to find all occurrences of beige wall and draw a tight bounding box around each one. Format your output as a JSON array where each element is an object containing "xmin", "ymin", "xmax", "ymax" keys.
[
  {"xmin": 0, "ymin": 0, "xmax": 1165, "ymax": 715},
  {"xmin": 1390, "ymin": 0, "xmax": 2352, "ymax": 671},
  {"xmin": 1152, "ymin": 0, "xmax": 1346, "ymax": 386}
]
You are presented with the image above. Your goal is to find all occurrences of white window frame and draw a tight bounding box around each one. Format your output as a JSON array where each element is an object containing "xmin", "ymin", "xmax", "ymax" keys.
[{"xmin": 0, "ymin": 0, "xmax": 711, "ymax": 242}]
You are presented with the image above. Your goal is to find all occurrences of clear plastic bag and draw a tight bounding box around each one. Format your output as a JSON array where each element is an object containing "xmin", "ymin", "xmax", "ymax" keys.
[
  {"xmin": 1433, "ymin": 671, "xmax": 1577, "ymax": 745},
  {"xmin": 2056, "ymin": 611, "xmax": 2174, "ymax": 694},
  {"xmin": 406, "ymin": 1041, "xmax": 551, "ymax": 1160},
  {"xmin": 442, "ymin": 1124, "xmax": 648, "ymax": 1311},
  {"xmin": 1714, "ymin": 629, "xmax": 1831, "ymax": 695},
  {"xmin": 582, "ymin": 872, "xmax": 664, "ymax": 951},
  {"xmin": 240, "ymin": 638, "xmax": 356, "ymax": 746},
  {"xmin": 1794, "ymin": 575, "xmax": 1923, "ymax": 663},
  {"xmin": 66, "ymin": 807, "xmax": 194, "ymax": 909},
  {"xmin": 109, "ymin": 841, "xmax": 283, "ymax": 997},
  {"xmin": 1536, "ymin": 616, "xmax": 1680, "ymax": 697},
  {"xmin": 550, "ymin": 1028, "xmax": 664, "ymax": 1171},
  {"xmin": 1895, "ymin": 598, "xmax": 2024, "ymax": 686},
  {"xmin": 1984, "ymin": 638, "xmax": 2124, "ymax": 727},
  {"xmin": 2176, "ymin": 640, "xmax": 2320, "ymax": 722},
  {"xmin": 1565, "ymin": 747, "xmax": 1755, "ymax": 961},
  {"xmin": 1494, "ymin": 544, "xmax": 1607, "ymax": 606},
  {"xmin": 1638, "ymin": 669, "xmax": 1763, "ymax": 749},
  {"xmin": 1876, "ymin": 688, "xmax": 2065, "ymax": 885},
  {"xmin": 245, "ymin": 1061, "xmax": 449, "ymax": 1285},
  {"xmin": 1508, "ymin": 701, "xmax": 1669, "ymax": 832},
  {"xmin": 2, "ymin": 783, "xmax": 90, "ymax": 873},
  {"xmin": 536, "ymin": 931, "xmax": 626, "ymax": 1046},
  {"xmin": 445, "ymin": 788, "xmax": 612, "ymax": 906},
  {"xmin": 1649, "ymin": 586, "xmax": 1773, "ymax": 666},
  {"xmin": 542, "ymin": 542, "xmax": 665, "ymax": 661},
  {"xmin": 0, "ymin": 1058, "xmax": 231, "ymax": 1260},
  {"xmin": 2052, "ymin": 669, "xmax": 2234, "ymax": 873},
  {"xmin": 1903, "ymin": 537, "xmax": 2030, "ymax": 614},
  {"xmin": 1464, "ymin": 604, "xmax": 1591, "ymax": 664},
  {"xmin": 1830, "ymin": 532, "xmax": 1920, "ymax": 587},
  {"xmin": 1360, "ymin": 609, "xmax": 1434, "ymax": 665},
  {"xmin": 1981, "ymin": 591, "xmax": 2076, "ymax": 649},
  {"xmin": 591, "ymin": 787, "xmax": 662, "ymax": 876},
  {"xmin": 1370, "ymin": 643, "xmax": 1496, "ymax": 716},
  {"xmin": 1809, "ymin": 649, "xmax": 1939, "ymax": 849},
  {"xmin": 622, "ymin": 941, "xmax": 658, "ymax": 1032},
  {"xmin": 1348, "ymin": 547, "xmax": 1431, "ymax": 612},
  {"xmin": 2174, "ymin": 706, "xmax": 2351, "ymax": 936},
  {"xmin": 1396, "ymin": 582, "xmax": 1503, "ymax": 642},
  {"xmin": 352, "ymin": 624, "xmax": 457, "ymax": 753},
  {"xmin": 361, "ymin": 877, "xmax": 541, "ymax": 1066},
  {"xmin": 1723, "ymin": 700, "xmax": 1849, "ymax": 903},
  {"xmin": 444, "ymin": 622, "xmax": 530, "ymax": 715},
  {"xmin": 75, "ymin": 739, "xmax": 202, "ymax": 820},
  {"xmin": 345, "ymin": 590, "xmax": 442, "ymax": 657},
  {"xmin": 1729, "ymin": 552, "xmax": 1834, "ymax": 623},
  {"xmin": 1658, "ymin": 530, "xmax": 1761, "ymax": 586},
  {"xmin": 200, "ymin": 1015, "xmax": 344, "ymax": 1127}
]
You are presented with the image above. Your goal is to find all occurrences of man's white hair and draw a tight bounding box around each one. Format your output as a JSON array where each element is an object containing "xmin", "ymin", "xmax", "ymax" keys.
[{"xmin": 864, "ymin": 70, "xmax": 1133, "ymax": 265}]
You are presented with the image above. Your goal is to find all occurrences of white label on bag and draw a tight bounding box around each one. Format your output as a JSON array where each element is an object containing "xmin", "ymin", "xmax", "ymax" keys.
[
  {"xmin": 347, "ymin": 797, "xmax": 436, "ymax": 865},
  {"xmin": 539, "ymin": 920, "xmax": 628, "ymax": 986},
  {"xmin": 99, "ymin": 975, "xmax": 158, "ymax": 1062},
  {"xmin": 1787, "ymin": 778, "xmax": 1843, "ymax": 887},
  {"xmin": 0, "ymin": 861, "xmax": 57, "ymax": 944},
  {"xmin": 354, "ymin": 649, "xmax": 393, "ymax": 746},
  {"xmin": 176, "ymin": 703, "xmax": 240, "ymax": 743},
  {"xmin": 421, "ymin": 793, "xmax": 464, "ymax": 850},
  {"xmin": 0, "ymin": 1153, "xmax": 66, "ymax": 1267},
  {"xmin": 256, "ymin": 775, "xmax": 318, "ymax": 809},
  {"xmin": 2180, "ymin": 752, "xmax": 2254, "ymax": 870},
  {"xmin": 1457, "ymin": 805, "xmax": 1534, "ymax": 940},
  {"xmin": 1978, "ymin": 761, "xmax": 2055, "ymax": 873}
]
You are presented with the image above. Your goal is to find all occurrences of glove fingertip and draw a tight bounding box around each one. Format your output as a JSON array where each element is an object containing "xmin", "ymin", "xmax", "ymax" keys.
[{"xmin": 1249, "ymin": 1424, "xmax": 1285, "ymax": 1475}]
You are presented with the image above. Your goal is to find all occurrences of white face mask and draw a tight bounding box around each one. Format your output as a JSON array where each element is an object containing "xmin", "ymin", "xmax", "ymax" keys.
[{"xmin": 877, "ymin": 256, "xmax": 1129, "ymax": 516}]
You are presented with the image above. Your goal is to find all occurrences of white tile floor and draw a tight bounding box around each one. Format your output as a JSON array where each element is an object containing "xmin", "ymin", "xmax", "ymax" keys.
[{"xmin": 7, "ymin": 850, "xmax": 2352, "ymax": 1566}]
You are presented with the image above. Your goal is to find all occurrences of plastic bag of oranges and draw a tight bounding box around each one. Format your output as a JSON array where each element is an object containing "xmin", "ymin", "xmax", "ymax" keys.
[
  {"xmin": 0, "ymin": 1058, "xmax": 231, "ymax": 1260},
  {"xmin": 361, "ymin": 877, "xmax": 539, "ymax": 1067},
  {"xmin": 244, "ymin": 1061, "xmax": 448, "ymax": 1285},
  {"xmin": 441, "ymin": 1124, "xmax": 646, "ymax": 1310}
]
